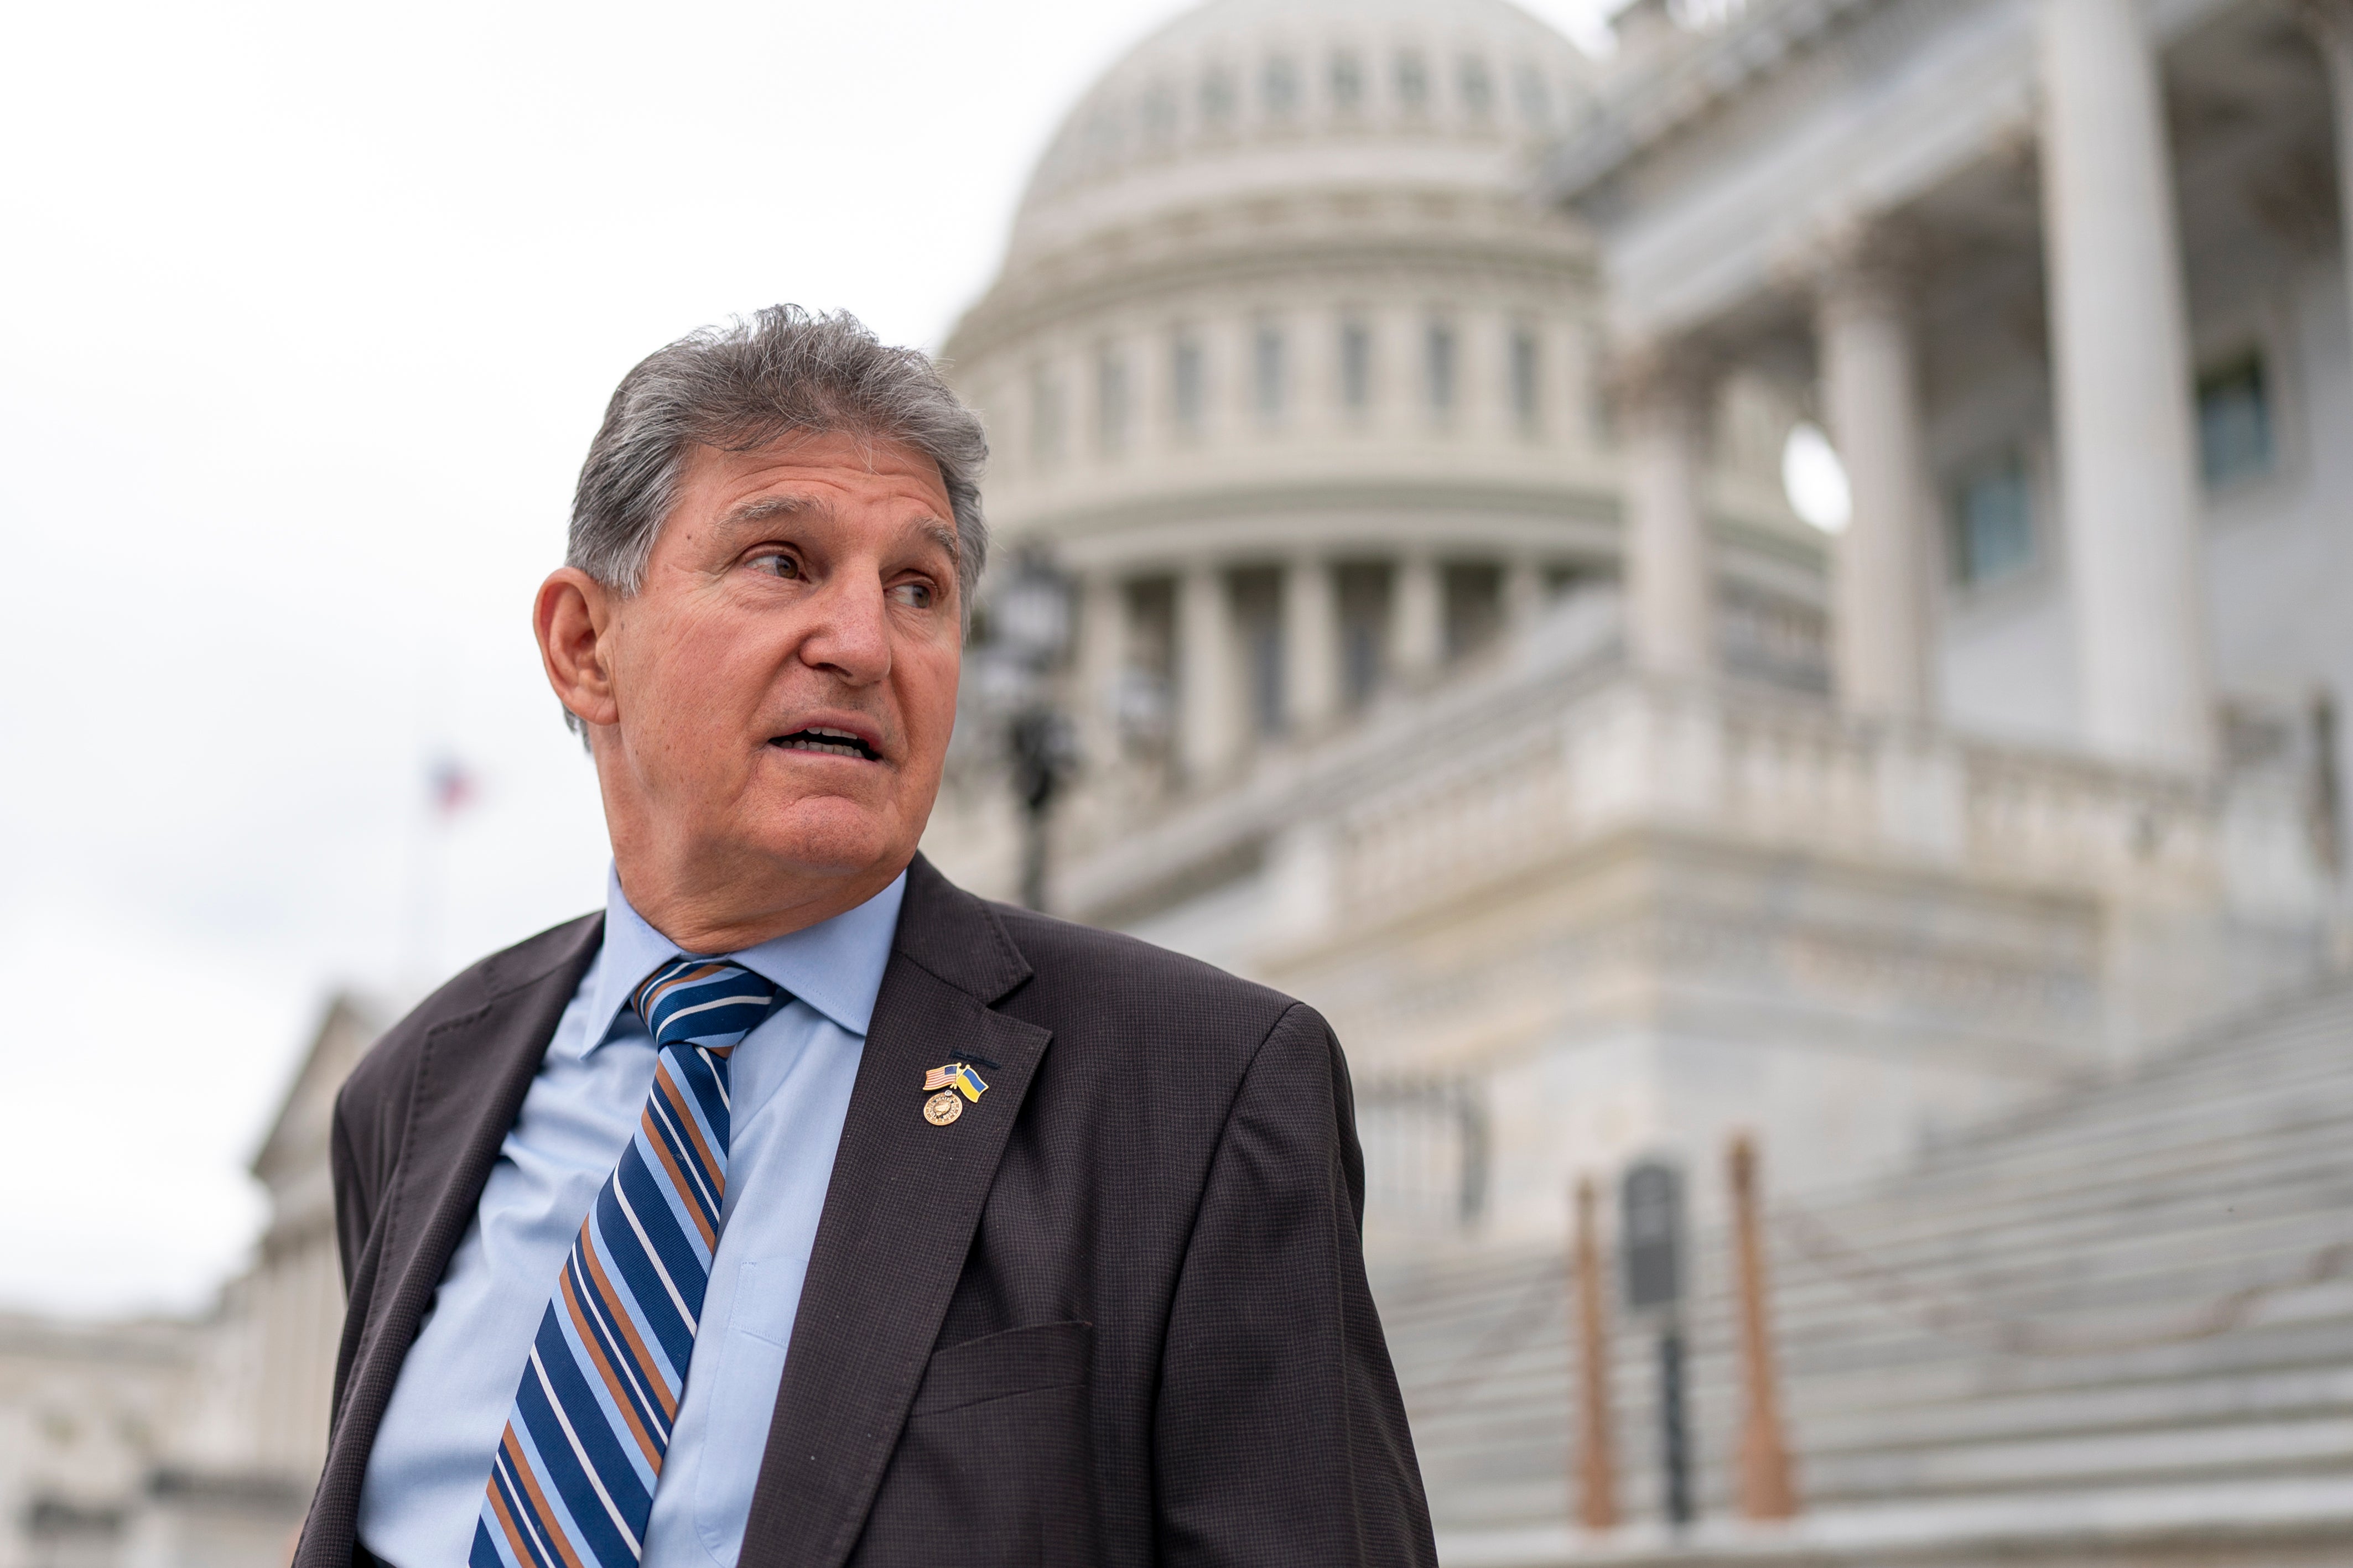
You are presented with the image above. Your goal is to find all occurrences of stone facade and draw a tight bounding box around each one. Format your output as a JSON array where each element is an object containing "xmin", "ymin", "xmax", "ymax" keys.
[
  {"xmin": 10, "ymin": 0, "xmax": 2353, "ymax": 1560},
  {"xmin": 0, "ymin": 998, "xmax": 380, "ymax": 1568},
  {"xmin": 922, "ymin": 0, "xmax": 2353, "ymax": 1252}
]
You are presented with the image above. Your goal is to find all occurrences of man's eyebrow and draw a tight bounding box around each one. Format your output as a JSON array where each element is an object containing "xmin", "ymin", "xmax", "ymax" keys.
[
  {"xmin": 719, "ymin": 493, "xmax": 828, "ymax": 530},
  {"xmin": 911, "ymin": 517, "xmax": 960, "ymax": 571}
]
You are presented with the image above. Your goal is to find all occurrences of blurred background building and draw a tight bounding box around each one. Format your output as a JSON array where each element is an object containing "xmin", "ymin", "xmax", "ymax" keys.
[{"xmin": 6, "ymin": 0, "xmax": 2351, "ymax": 1562}]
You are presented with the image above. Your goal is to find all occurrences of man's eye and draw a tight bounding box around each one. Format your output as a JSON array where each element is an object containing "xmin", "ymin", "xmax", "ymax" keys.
[
  {"xmin": 749, "ymin": 552, "xmax": 802, "ymax": 580},
  {"xmin": 889, "ymin": 581, "xmax": 934, "ymax": 610}
]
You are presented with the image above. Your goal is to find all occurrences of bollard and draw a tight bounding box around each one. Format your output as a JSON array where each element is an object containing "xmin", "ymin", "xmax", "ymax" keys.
[
  {"xmin": 1729, "ymin": 1132, "xmax": 1799, "ymax": 1520},
  {"xmin": 1572, "ymin": 1177, "xmax": 1620, "ymax": 1530}
]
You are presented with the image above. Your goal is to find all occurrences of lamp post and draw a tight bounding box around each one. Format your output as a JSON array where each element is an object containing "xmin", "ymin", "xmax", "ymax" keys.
[
  {"xmin": 978, "ymin": 549, "xmax": 1077, "ymax": 911},
  {"xmin": 1622, "ymin": 1157, "xmax": 1695, "ymax": 1529}
]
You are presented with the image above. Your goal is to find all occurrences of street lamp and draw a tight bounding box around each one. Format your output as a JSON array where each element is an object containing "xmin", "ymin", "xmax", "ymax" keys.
[
  {"xmin": 976, "ymin": 549, "xmax": 1078, "ymax": 911},
  {"xmin": 1623, "ymin": 1157, "xmax": 1695, "ymax": 1530}
]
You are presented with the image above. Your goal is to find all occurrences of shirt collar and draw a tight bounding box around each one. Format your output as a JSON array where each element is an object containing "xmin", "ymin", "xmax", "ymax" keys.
[{"xmin": 579, "ymin": 864, "xmax": 908, "ymax": 1056}]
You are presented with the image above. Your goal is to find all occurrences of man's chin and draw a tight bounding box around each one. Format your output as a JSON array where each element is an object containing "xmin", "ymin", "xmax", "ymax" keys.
[{"xmin": 740, "ymin": 798, "xmax": 915, "ymax": 883}]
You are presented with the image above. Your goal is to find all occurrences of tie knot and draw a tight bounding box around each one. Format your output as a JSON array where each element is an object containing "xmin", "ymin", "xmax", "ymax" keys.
[{"xmin": 629, "ymin": 958, "xmax": 781, "ymax": 1056}]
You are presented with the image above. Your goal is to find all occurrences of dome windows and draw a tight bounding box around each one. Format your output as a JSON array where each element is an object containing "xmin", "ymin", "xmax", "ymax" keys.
[
  {"xmin": 1458, "ymin": 55, "xmax": 1494, "ymax": 121},
  {"xmin": 1510, "ymin": 327, "xmax": 1542, "ymax": 432},
  {"xmin": 1007, "ymin": 2, "xmax": 1599, "ymax": 228},
  {"xmin": 1097, "ymin": 346, "xmax": 1131, "ymax": 456},
  {"xmin": 1253, "ymin": 323, "xmax": 1289, "ymax": 424},
  {"xmin": 1396, "ymin": 50, "xmax": 1431, "ymax": 113},
  {"xmin": 1263, "ymin": 55, "xmax": 1300, "ymax": 119},
  {"xmin": 1030, "ymin": 366, "xmax": 1067, "ymax": 467},
  {"xmin": 1032, "ymin": 32, "xmax": 1582, "ymax": 206},
  {"xmin": 1171, "ymin": 331, "xmax": 1207, "ymax": 437},
  {"xmin": 1084, "ymin": 105, "xmax": 1124, "ymax": 160},
  {"xmin": 1141, "ymin": 82, "xmax": 1178, "ymax": 149},
  {"xmin": 1515, "ymin": 64, "xmax": 1552, "ymax": 127},
  {"xmin": 1330, "ymin": 50, "xmax": 1364, "ymax": 113},
  {"xmin": 1201, "ymin": 66, "xmax": 1237, "ymax": 128},
  {"xmin": 1339, "ymin": 317, "xmax": 1374, "ymax": 416},
  {"xmin": 1425, "ymin": 319, "xmax": 1459, "ymax": 416},
  {"xmin": 994, "ymin": 307, "xmax": 1582, "ymax": 481}
]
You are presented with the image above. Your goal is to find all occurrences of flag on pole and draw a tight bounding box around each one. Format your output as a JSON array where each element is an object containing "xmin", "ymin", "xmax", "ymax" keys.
[{"xmin": 429, "ymin": 756, "xmax": 478, "ymax": 819}]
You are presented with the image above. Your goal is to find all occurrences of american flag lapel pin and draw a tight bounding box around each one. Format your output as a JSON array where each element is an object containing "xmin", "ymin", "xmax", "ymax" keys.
[{"xmin": 922, "ymin": 1061, "xmax": 980, "ymax": 1125}]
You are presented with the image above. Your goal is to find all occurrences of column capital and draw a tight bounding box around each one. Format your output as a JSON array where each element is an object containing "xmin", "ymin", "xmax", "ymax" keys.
[
  {"xmin": 1619, "ymin": 347, "xmax": 1715, "ymax": 680},
  {"xmin": 1804, "ymin": 215, "xmax": 1934, "ymax": 321},
  {"xmin": 1604, "ymin": 334, "xmax": 1721, "ymax": 427}
]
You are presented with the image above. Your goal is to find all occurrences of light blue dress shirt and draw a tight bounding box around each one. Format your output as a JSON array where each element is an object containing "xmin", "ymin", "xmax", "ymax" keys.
[{"xmin": 356, "ymin": 867, "xmax": 905, "ymax": 1568}]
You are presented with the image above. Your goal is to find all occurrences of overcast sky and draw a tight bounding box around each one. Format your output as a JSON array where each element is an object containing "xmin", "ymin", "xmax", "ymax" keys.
[{"xmin": 0, "ymin": 0, "xmax": 1620, "ymax": 1317}]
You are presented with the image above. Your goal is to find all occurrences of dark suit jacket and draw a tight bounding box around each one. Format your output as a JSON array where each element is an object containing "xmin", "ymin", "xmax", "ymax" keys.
[{"xmin": 295, "ymin": 854, "xmax": 1436, "ymax": 1567}]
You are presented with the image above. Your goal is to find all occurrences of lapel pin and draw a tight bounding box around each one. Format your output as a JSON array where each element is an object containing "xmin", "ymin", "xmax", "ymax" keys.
[{"xmin": 921, "ymin": 1061, "xmax": 989, "ymax": 1126}]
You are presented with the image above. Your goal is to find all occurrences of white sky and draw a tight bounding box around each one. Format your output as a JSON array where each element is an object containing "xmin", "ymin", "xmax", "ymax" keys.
[{"xmin": 0, "ymin": 0, "xmax": 1619, "ymax": 1317}]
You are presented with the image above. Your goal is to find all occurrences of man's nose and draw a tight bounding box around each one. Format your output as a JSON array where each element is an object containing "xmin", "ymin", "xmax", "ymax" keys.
[{"xmin": 795, "ymin": 572, "xmax": 894, "ymax": 684}]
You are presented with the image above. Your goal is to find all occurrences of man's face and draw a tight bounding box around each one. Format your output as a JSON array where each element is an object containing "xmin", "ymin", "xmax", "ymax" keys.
[{"xmin": 572, "ymin": 429, "xmax": 963, "ymax": 918}]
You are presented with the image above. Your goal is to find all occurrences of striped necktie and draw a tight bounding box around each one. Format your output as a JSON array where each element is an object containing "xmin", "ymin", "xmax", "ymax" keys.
[{"xmin": 471, "ymin": 957, "xmax": 781, "ymax": 1568}]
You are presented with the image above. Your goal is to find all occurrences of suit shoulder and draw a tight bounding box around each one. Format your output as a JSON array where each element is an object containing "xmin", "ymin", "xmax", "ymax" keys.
[
  {"xmin": 988, "ymin": 901, "xmax": 1314, "ymax": 1048},
  {"xmin": 337, "ymin": 911, "xmax": 602, "ymax": 1122}
]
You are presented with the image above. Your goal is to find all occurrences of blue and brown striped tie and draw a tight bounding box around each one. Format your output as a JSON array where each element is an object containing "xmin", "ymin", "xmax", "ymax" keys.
[{"xmin": 470, "ymin": 957, "xmax": 781, "ymax": 1568}]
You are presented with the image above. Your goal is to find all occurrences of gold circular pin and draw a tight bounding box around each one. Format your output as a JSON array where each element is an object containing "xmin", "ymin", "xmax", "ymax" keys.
[{"xmin": 923, "ymin": 1090, "xmax": 963, "ymax": 1126}]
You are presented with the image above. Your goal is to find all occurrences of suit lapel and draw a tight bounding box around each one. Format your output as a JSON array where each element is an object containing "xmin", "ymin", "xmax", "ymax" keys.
[
  {"xmin": 738, "ymin": 859, "xmax": 1047, "ymax": 1568},
  {"xmin": 309, "ymin": 916, "xmax": 601, "ymax": 1563}
]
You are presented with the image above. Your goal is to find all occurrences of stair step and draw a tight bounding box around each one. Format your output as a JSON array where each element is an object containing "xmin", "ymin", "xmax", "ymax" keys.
[{"xmin": 1377, "ymin": 973, "xmax": 2353, "ymax": 1536}]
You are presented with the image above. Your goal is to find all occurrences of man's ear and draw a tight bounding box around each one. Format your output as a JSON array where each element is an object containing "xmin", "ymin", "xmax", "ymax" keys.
[{"xmin": 536, "ymin": 567, "xmax": 622, "ymax": 731}]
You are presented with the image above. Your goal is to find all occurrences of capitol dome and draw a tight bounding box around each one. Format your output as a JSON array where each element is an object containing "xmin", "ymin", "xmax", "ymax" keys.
[{"xmin": 940, "ymin": 0, "xmax": 1810, "ymax": 808}]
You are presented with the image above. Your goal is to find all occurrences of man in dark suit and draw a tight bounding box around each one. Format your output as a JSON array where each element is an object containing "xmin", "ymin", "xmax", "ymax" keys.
[{"xmin": 295, "ymin": 306, "xmax": 1435, "ymax": 1568}]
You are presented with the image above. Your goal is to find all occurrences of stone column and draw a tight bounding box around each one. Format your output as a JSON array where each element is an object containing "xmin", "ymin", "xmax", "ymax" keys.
[
  {"xmin": 1819, "ymin": 248, "xmax": 1931, "ymax": 720},
  {"xmin": 1178, "ymin": 562, "xmax": 1240, "ymax": 782},
  {"xmin": 1076, "ymin": 570, "xmax": 1127, "ymax": 765},
  {"xmin": 1284, "ymin": 554, "xmax": 1341, "ymax": 736},
  {"xmin": 1394, "ymin": 551, "xmax": 1445, "ymax": 684},
  {"xmin": 2307, "ymin": 1, "xmax": 2353, "ymax": 406},
  {"xmin": 2039, "ymin": 0, "xmax": 2213, "ymax": 772},
  {"xmin": 1619, "ymin": 346, "xmax": 1715, "ymax": 678}
]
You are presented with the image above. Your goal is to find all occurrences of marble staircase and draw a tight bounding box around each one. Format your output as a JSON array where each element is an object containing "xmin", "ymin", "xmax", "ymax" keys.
[{"xmin": 1374, "ymin": 973, "xmax": 2353, "ymax": 1565}]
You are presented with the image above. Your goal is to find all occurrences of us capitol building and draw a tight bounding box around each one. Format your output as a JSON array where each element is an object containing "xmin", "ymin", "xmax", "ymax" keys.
[{"xmin": 10, "ymin": 0, "xmax": 2353, "ymax": 1563}]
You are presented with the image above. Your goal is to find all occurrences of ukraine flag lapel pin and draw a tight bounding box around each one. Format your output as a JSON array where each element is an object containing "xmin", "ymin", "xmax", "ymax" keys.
[{"xmin": 922, "ymin": 1061, "xmax": 987, "ymax": 1126}]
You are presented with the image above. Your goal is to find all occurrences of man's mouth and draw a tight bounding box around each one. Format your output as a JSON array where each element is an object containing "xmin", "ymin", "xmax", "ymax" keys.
[{"xmin": 770, "ymin": 726, "xmax": 880, "ymax": 760}]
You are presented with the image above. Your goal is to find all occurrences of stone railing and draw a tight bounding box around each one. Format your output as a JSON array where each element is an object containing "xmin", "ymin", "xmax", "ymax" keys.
[
  {"xmin": 1062, "ymin": 637, "xmax": 2334, "ymax": 1002},
  {"xmin": 1328, "ymin": 674, "xmax": 2328, "ymax": 940}
]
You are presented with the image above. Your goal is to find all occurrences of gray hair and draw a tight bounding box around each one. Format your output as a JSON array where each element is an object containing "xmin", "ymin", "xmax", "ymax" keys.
[{"xmin": 568, "ymin": 303, "xmax": 989, "ymax": 613}]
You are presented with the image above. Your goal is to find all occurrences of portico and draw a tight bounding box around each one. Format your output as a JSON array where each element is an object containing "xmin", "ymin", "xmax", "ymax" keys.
[{"xmin": 1552, "ymin": 0, "xmax": 2353, "ymax": 779}]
